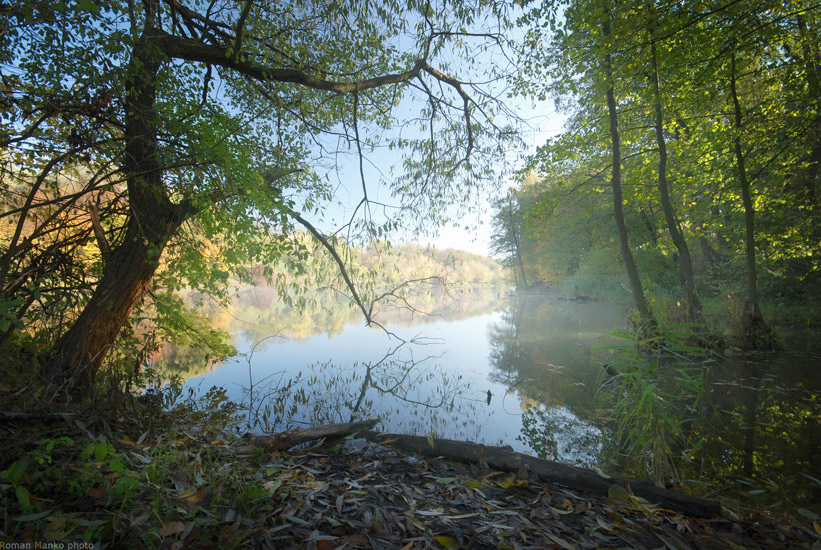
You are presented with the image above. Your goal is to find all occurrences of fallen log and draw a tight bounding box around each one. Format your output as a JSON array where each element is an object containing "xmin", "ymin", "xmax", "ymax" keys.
[
  {"xmin": 232, "ymin": 419, "xmax": 380, "ymax": 453},
  {"xmin": 364, "ymin": 431, "xmax": 721, "ymax": 518}
]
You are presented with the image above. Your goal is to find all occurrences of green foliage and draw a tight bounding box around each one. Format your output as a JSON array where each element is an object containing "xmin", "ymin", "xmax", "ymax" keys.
[
  {"xmin": 498, "ymin": 0, "xmax": 821, "ymax": 334},
  {"xmin": 1, "ymin": 0, "xmax": 518, "ymax": 392},
  {"xmin": 597, "ymin": 324, "xmax": 715, "ymax": 485}
]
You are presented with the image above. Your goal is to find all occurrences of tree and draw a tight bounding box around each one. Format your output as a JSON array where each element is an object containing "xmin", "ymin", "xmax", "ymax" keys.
[
  {"xmin": 490, "ymin": 189, "xmax": 529, "ymax": 288},
  {"xmin": 512, "ymin": 0, "xmax": 820, "ymax": 341},
  {"xmin": 602, "ymin": 8, "xmax": 655, "ymax": 325},
  {"xmin": 1, "ymin": 0, "xmax": 516, "ymax": 392},
  {"xmin": 645, "ymin": 20, "xmax": 702, "ymax": 323},
  {"xmin": 728, "ymin": 44, "xmax": 772, "ymax": 344}
]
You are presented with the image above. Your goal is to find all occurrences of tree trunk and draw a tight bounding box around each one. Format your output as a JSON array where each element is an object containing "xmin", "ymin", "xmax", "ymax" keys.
[
  {"xmin": 729, "ymin": 48, "xmax": 773, "ymax": 348},
  {"xmin": 506, "ymin": 197, "xmax": 528, "ymax": 289},
  {"xmin": 45, "ymin": 213, "xmax": 181, "ymax": 390},
  {"xmin": 45, "ymin": 30, "xmax": 190, "ymax": 390},
  {"xmin": 604, "ymin": 21, "xmax": 654, "ymax": 328},
  {"xmin": 364, "ymin": 431, "xmax": 721, "ymax": 518},
  {"xmin": 650, "ymin": 40, "xmax": 703, "ymax": 323},
  {"xmin": 232, "ymin": 419, "xmax": 380, "ymax": 453},
  {"xmin": 796, "ymin": 15, "xmax": 821, "ymax": 237}
]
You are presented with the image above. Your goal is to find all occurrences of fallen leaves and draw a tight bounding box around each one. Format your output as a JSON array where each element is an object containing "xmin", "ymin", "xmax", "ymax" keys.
[{"xmin": 5, "ymin": 418, "xmax": 820, "ymax": 549}]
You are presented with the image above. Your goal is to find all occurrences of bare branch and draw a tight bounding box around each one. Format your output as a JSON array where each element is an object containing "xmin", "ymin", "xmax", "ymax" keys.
[
  {"xmin": 232, "ymin": 0, "xmax": 253, "ymax": 60},
  {"xmin": 88, "ymin": 204, "xmax": 112, "ymax": 260},
  {"xmin": 291, "ymin": 212, "xmax": 372, "ymax": 325}
]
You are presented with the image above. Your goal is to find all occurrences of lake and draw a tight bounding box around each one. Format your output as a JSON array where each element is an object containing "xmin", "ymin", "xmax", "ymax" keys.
[{"xmin": 154, "ymin": 287, "xmax": 821, "ymax": 512}]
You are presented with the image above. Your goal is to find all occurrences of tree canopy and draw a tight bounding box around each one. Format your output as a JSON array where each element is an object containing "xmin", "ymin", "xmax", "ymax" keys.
[
  {"xmin": 0, "ymin": 0, "xmax": 517, "ymax": 391},
  {"xmin": 494, "ymin": 0, "xmax": 821, "ymax": 341}
]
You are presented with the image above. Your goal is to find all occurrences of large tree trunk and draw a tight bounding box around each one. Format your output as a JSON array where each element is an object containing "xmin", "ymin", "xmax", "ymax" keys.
[
  {"xmin": 364, "ymin": 431, "xmax": 721, "ymax": 518},
  {"xmin": 45, "ymin": 29, "xmax": 190, "ymax": 391},
  {"xmin": 45, "ymin": 213, "xmax": 181, "ymax": 389},
  {"xmin": 604, "ymin": 22, "xmax": 654, "ymax": 328},
  {"xmin": 729, "ymin": 49, "xmax": 774, "ymax": 348},
  {"xmin": 650, "ymin": 40, "xmax": 703, "ymax": 323}
]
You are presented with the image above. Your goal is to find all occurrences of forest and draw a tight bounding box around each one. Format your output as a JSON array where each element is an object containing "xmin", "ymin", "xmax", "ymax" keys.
[
  {"xmin": 490, "ymin": 0, "xmax": 820, "ymax": 348},
  {"xmin": 1, "ymin": 0, "xmax": 820, "ymax": 547}
]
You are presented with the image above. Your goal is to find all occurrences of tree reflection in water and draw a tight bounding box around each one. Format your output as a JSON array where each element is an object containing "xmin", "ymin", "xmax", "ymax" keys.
[
  {"xmin": 487, "ymin": 294, "xmax": 821, "ymax": 513},
  {"xmin": 486, "ymin": 294, "xmax": 623, "ymax": 466},
  {"xmin": 235, "ymin": 338, "xmax": 484, "ymax": 440}
]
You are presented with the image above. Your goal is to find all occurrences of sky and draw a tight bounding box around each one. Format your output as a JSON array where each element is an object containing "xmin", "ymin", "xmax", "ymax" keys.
[
  {"xmin": 296, "ymin": 5, "xmax": 569, "ymax": 259},
  {"xmin": 315, "ymin": 98, "xmax": 567, "ymax": 259}
]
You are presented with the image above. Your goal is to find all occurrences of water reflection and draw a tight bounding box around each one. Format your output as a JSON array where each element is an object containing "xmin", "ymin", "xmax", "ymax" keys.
[
  {"xmin": 153, "ymin": 290, "xmax": 821, "ymax": 511},
  {"xmin": 153, "ymin": 286, "xmax": 510, "ymax": 441},
  {"xmin": 486, "ymin": 294, "xmax": 625, "ymax": 465},
  {"xmin": 485, "ymin": 294, "xmax": 820, "ymax": 511},
  {"xmin": 691, "ymin": 354, "xmax": 821, "ymax": 510}
]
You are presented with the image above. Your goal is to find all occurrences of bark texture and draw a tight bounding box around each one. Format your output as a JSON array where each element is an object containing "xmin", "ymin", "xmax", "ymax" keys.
[{"xmin": 232, "ymin": 419, "xmax": 380, "ymax": 453}]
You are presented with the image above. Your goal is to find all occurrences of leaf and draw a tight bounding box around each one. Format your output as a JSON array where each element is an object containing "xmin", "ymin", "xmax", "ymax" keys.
[
  {"xmin": 427, "ymin": 434, "xmax": 435, "ymax": 450},
  {"xmin": 184, "ymin": 490, "xmax": 209, "ymax": 506},
  {"xmin": 287, "ymin": 515, "xmax": 310, "ymax": 525},
  {"xmin": 444, "ymin": 512, "xmax": 479, "ymax": 520},
  {"xmin": 608, "ymin": 484, "xmax": 632, "ymax": 504},
  {"xmin": 109, "ymin": 458, "xmax": 127, "ymax": 475},
  {"xmin": 434, "ymin": 535, "xmax": 462, "ymax": 548},
  {"xmin": 499, "ymin": 475, "xmax": 528, "ymax": 489},
  {"xmin": 159, "ymin": 521, "xmax": 186, "ymax": 537},
  {"xmin": 14, "ymin": 509, "xmax": 52, "ymax": 522},
  {"xmin": 118, "ymin": 436, "xmax": 138, "ymax": 446},
  {"xmin": 463, "ymin": 480, "xmax": 486, "ymax": 488},
  {"xmin": 797, "ymin": 508, "xmax": 819, "ymax": 521},
  {"xmin": 15, "ymin": 485, "xmax": 31, "ymax": 508},
  {"xmin": 594, "ymin": 465, "xmax": 612, "ymax": 479},
  {"xmin": 435, "ymin": 477, "xmax": 457, "ymax": 484},
  {"xmin": 88, "ymin": 486, "xmax": 108, "ymax": 500}
]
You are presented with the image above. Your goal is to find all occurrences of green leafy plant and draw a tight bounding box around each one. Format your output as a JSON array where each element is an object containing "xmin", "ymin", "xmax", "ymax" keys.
[{"xmin": 597, "ymin": 324, "xmax": 715, "ymax": 485}]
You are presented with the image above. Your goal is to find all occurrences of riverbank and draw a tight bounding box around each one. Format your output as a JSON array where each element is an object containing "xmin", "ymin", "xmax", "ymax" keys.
[{"xmin": 1, "ymin": 396, "xmax": 818, "ymax": 549}]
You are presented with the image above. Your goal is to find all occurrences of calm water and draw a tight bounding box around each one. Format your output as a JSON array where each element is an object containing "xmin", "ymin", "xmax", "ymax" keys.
[{"xmin": 155, "ymin": 289, "xmax": 821, "ymax": 511}]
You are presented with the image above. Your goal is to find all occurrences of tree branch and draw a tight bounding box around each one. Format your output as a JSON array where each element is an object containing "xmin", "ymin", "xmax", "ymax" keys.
[
  {"xmin": 154, "ymin": 29, "xmax": 427, "ymax": 93},
  {"xmin": 291, "ymin": 212, "xmax": 373, "ymax": 325}
]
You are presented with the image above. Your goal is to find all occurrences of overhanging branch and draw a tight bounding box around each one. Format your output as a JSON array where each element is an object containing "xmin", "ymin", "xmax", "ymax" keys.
[
  {"xmin": 290, "ymin": 212, "xmax": 372, "ymax": 326},
  {"xmin": 154, "ymin": 29, "xmax": 427, "ymax": 93}
]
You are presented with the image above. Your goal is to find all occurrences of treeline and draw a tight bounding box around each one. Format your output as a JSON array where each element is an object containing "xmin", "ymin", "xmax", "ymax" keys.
[
  {"xmin": 153, "ymin": 240, "xmax": 506, "ymax": 381},
  {"xmin": 492, "ymin": 0, "xmax": 820, "ymax": 344},
  {"xmin": 247, "ymin": 238, "xmax": 506, "ymax": 289}
]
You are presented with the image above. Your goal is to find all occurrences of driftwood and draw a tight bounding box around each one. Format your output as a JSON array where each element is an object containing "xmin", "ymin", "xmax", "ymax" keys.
[
  {"xmin": 232, "ymin": 419, "xmax": 380, "ymax": 453},
  {"xmin": 364, "ymin": 431, "xmax": 721, "ymax": 518}
]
